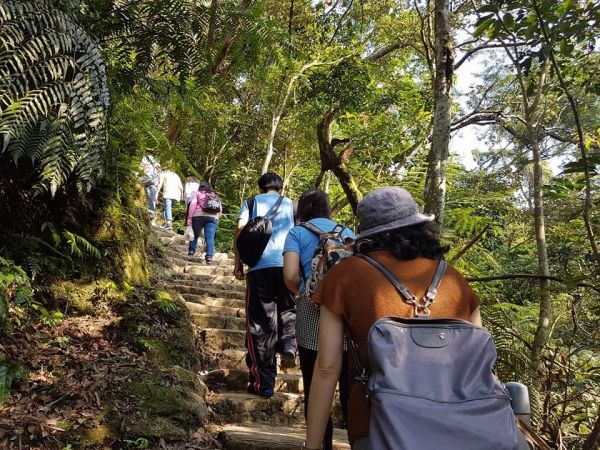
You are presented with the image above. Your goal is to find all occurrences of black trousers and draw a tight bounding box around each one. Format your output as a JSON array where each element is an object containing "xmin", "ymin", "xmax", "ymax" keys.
[
  {"xmin": 299, "ymin": 345, "xmax": 349, "ymax": 450},
  {"xmin": 245, "ymin": 267, "xmax": 296, "ymax": 392}
]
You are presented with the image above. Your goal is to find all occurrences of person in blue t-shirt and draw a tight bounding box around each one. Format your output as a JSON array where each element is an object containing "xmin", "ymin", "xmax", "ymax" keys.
[
  {"xmin": 283, "ymin": 189, "xmax": 354, "ymax": 450},
  {"xmin": 234, "ymin": 172, "xmax": 296, "ymax": 398}
]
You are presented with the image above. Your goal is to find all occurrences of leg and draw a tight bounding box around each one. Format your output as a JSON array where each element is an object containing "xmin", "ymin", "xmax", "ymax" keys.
[
  {"xmin": 352, "ymin": 438, "xmax": 371, "ymax": 450},
  {"xmin": 203, "ymin": 218, "xmax": 218, "ymax": 261},
  {"xmin": 299, "ymin": 346, "xmax": 334, "ymax": 450},
  {"xmin": 245, "ymin": 269, "xmax": 278, "ymax": 395},
  {"xmin": 163, "ymin": 198, "xmax": 173, "ymax": 226},
  {"xmin": 189, "ymin": 216, "xmax": 203, "ymax": 254},
  {"xmin": 146, "ymin": 184, "xmax": 157, "ymax": 214},
  {"xmin": 273, "ymin": 268, "xmax": 296, "ymax": 353}
]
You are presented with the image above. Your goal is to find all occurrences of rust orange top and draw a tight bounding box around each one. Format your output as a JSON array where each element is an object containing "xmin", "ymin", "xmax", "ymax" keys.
[{"xmin": 313, "ymin": 250, "xmax": 481, "ymax": 444}]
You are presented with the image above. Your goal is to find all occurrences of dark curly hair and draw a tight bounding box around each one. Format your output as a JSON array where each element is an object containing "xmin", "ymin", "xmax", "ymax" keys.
[{"xmin": 355, "ymin": 221, "xmax": 448, "ymax": 260}]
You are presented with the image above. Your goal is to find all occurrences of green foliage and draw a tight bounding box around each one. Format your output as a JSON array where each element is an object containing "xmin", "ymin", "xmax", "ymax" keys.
[
  {"xmin": 0, "ymin": 1, "xmax": 109, "ymax": 196},
  {"xmin": 0, "ymin": 257, "xmax": 33, "ymax": 328},
  {"xmin": 0, "ymin": 361, "xmax": 28, "ymax": 405}
]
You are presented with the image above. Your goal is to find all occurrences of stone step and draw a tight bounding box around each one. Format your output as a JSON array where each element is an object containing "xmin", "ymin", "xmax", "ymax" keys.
[
  {"xmin": 204, "ymin": 369, "xmax": 303, "ymax": 394},
  {"xmin": 171, "ymin": 278, "xmax": 246, "ymax": 293},
  {"xmin": 208, "ymin": 391, "xmax": 304, "ymax": 426},
  {"xmin": 187, "ymin": 302, "xmax": 245, "ymax": 319},
  {"xmin": 200, "ymin": 348, "xmax": 301, "ymax": 376},
  {"xmin": 218, "ymin": 424, "xmax": 350, "ymax": 450},
  {"xmin": 174, "ymin": 284, "xmax": 245, "ymax": 300},
  {"xmin": 166, "ymin": 254, "xmax": 235, "ymax": 269},
  {"xmin": 191, "ymin": 313, "xmax": 246, "ymax": 331},
  {"xmin": 184, "ymin": 294, "xmax": 245, "ymax": 309},
  {"xmin": 199, "ymin": 328, "xmax": 246, "ymax": 350},
  {"xmin": 171, "ymin": 272, "xmax": 245, "ymax": 287},
  {"xmin": 184, "ymin": 264, "xmax": 234, "ymax": 276}
]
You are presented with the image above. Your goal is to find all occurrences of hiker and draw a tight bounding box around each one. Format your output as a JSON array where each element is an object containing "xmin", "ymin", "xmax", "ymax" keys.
[
  {"xmin": 155, "ymin": 167, "xmax": 183, "ymax": 230},
  {"xmin": 234, "ymin": 172, "xmax": 296, "ymax": 398},
  {"xmin": 184, "ymin": 176, "xmax": 200, "ymax": 205},
  {"xmin": 304, "ymin": 187, "xmax": 482, "ymax": 450},
  {"xmin": 282, "ymin": 189, "xmax": 354, "ymax": 450},
  {"xmin": 187, "ymin": 181, "xmax": 222, "ymax": 263},
  {"xmin": 139, "ymin": 154, "xmax": 160, "ymax": 219}
]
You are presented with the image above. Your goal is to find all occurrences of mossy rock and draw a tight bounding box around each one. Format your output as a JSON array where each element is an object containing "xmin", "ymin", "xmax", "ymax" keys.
[
  {"xmin": 117, "ymin": 290, "xmax": 200, "ymax": 371},
  {"xmin": 113, "ymin": 368, "xmax": 208, "ymax": 441}
]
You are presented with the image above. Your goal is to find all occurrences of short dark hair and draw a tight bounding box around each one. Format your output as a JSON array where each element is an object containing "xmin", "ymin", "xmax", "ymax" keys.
[
  {"xmin": 198, "ymin": 181, "xmax": 213, "ymax": 192},
  {"xmin": 297, "ymin": 190, "xmax": 331, "ymax": 222},
  {"xmin": 355, "ymin": 221, "xmax": 448, "ymax": 260},
  {"xmin": 258, "ymin": 172, "xmax": 283, "ymax": 193}
]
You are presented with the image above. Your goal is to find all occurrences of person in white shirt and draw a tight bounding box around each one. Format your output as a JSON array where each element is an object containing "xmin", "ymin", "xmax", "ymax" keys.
[
  {"xmin": 155, "ymin": 168, "xmax": 183, "ymax": 230},
  {"xmin": 139, "ymin": 155, "xmax": 160, "ymax": 217},
  {"xmin": 184, "ymin": 176, "xmax": 200, "ymax": 205}
]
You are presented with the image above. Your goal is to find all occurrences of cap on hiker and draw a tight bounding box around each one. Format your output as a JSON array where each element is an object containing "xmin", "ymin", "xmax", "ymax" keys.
[{"xmin": 357, "ymin": 187, "xmax": 435, "ymax": 239}]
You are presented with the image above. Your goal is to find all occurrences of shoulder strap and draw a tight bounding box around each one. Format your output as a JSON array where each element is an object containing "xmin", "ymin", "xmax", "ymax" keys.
[
  {"xmin": 354, "ymin": 254, "xmax": 447, "ymax": 318},
  {"xmin": 247, "ymin": 196, "xmax": 256, "ymax": 219},
  {"xmin": 264, "ymin": 195, "xmax": 284, "ymax": 220},
  {"xmin": 299, "ymin": 222, "xmax": 325, "ymax": 236}
]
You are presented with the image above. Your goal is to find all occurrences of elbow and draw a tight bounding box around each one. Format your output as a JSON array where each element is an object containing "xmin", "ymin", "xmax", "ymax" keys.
[{"xmin": 283, "ymin": 274, "xmax": 298, "ymax": 294}]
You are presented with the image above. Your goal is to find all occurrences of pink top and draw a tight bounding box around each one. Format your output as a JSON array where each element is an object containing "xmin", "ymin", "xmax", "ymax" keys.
[{"xmin": 187, "ymin": 191, "xmax": 222, "ymax": 226}]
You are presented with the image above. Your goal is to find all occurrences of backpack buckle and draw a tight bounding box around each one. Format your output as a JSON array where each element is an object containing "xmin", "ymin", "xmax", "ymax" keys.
[{"xmin": 414, "ymin": 305, "xmax": 431, "ymax": 318}]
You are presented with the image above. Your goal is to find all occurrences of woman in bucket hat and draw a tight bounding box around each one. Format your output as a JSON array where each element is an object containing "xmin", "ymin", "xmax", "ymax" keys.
[{"xmin": 303, "ymin": 187, "xmax": 482, "ymax": 450}]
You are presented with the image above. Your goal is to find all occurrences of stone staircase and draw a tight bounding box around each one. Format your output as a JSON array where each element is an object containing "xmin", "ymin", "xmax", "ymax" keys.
[{"xmin": 153, "ymin": 226, "xmax": 350, "ymax": 450}]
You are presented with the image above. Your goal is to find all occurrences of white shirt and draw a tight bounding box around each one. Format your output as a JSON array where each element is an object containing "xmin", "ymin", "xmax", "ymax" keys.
[
  {"xmin": 157, "ymin": 171, "xmax": 183, "ymax": 201},
  {"xmin": 184, "ymin": 181, "xmax": 200, "ymax": 204}
]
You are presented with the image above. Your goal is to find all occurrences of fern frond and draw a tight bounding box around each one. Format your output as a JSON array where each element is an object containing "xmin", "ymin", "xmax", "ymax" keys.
[{"xmin": 0, "ymin": 2, "xmax": 108, "ymax": 195}]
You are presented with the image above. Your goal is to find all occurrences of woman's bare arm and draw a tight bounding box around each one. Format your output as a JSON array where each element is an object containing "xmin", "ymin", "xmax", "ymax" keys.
[{"xmin": 305, "ymin": 305, "xmax": 344, "ymax": 448}]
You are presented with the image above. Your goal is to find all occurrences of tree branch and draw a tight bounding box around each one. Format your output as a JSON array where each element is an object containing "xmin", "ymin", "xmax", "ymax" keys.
[
  {"xmin": 450, "ymin": 224, "xmax": 490, "ymax": 262},
  {"xmin": 454, "ymin": 42, "xmax": 527, "ymax": 69},
  {"xmin": 467, "ymin": 274, "xmax": 600, "ymax": 294}
]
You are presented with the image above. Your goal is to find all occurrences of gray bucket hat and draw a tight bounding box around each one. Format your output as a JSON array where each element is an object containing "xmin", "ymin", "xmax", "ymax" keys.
[{"xmin": 357, "ymin": 187, "xmax": 435, "ymax": 238}]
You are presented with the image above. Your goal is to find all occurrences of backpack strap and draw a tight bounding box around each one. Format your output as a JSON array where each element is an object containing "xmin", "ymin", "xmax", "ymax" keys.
[
  {"xmin": 299, "ymin": 221, "xmax": 325, "ymax": 236},
  {"xmin": 246, "ymin": 196, "xmax": 256, "ymax": 219},
  {"xmin": 355, "ymin": 254, "xmax": 447, "ymax": 318},
  {"xmin": 264, "ymin": 195, "xmax": 284, "ymax": 220}
]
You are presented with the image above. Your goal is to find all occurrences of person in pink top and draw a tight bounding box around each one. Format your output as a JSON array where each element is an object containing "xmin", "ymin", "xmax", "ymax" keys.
[{"xmin": 187, "ymin": 181, "xmax": 222, "ymax": 264}]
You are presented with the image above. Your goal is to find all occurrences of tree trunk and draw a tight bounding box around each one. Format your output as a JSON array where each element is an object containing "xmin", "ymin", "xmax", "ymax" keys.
[
  {"xmin": 529, "ymin": 130, "xmax": 552, "ymax": 385},
  {"xmin": 423, "ymin": 0, "xmax": 454, "ymax": 226},
  {"xmin": 583, "ymin": 406, "xmax": 600, "ymax": 450},
  {"xmin": 316, "ymin": 109, "xmax": 361, "ymax": 213}
]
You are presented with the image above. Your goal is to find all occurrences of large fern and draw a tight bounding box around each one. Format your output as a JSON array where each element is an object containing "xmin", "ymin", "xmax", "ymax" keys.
[{"xmin": 0, "ymin": 1, "xmax": 109, "ymax": 195}]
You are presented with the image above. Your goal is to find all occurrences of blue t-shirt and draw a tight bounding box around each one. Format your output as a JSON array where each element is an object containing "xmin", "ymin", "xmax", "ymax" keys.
[
  {"xmin": 238, "ymin": 193, "xmax": 295, "ymax": 271},
  {"xmin": 283, "ymin": 218, "xmax": 355, "ymax": 283}
]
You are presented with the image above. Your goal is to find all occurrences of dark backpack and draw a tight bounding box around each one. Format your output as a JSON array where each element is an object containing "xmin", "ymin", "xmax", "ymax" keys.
[
  {"xmin": 236, "ymin": 195, "xmax": 284, "ymax": 267},
  {"xmin": 348, "ymin": 254, "xmax": 518, "ymax": 450},
  {"xmin": 299, "ymin": 222, "xmax": 354, "ymax": 301},
  {"xmin": 202, "ymin": 191, "xmax": 222, "ymax": 213}
]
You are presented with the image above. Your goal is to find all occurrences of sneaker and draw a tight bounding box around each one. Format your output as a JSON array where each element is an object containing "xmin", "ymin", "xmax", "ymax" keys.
[
  {"xmin": 205, "ymin": 258, "xmax": 218, "ymax": 265},
  {"xmin": 188, "ymin": 251, "xmax": 195, "ymax": 256},
  {"xmin": 247, "ymin": 385, "xmax": 274, "ymax": 398},
  {"xmin": 280, "ymin": 344, "xmax": 296, "ymax": 362}
]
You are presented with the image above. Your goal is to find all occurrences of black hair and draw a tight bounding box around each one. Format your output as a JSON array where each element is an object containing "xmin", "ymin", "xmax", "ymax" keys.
[
  {"xmin": 297, "ymin": 189, "xmax": 331, "ymax": 222},
  {"xmin": 258, "ymin": 172, "xmax": 283, "ymax": 193},
  {"xmin": 198, "ymin": 181, "xmax": 213, "ymax": 192},
  {"xmin": 355, "ymin": 221, "xmax": 448, "ymax": 260}
]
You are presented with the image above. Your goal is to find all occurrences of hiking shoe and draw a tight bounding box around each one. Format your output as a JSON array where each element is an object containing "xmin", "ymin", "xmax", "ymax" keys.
[
  {"xmin": 280, "ymin": 345, "xmax": 296, "ymax": 362},
  {"xmin": 205, "ymin": 258, "xmax": 218, "ymax": 265},
  {"xmin": 188, "ymin": 250, "xmax": 195, "ymax": 256},
  {"xmin": 247, "ymin": 385, "xmax": 274, "ymax": 398}
]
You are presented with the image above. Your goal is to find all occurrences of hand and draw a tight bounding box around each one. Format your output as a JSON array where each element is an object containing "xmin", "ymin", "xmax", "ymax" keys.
[{"xmin": 234, "ymin": 260, "xmax": 245, "ymax": 280}]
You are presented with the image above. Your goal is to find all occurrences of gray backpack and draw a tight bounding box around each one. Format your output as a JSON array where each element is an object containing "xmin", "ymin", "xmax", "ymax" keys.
[{"xmin": 349, "ymin": 254, "xmax": 518, "ymax": 450}]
